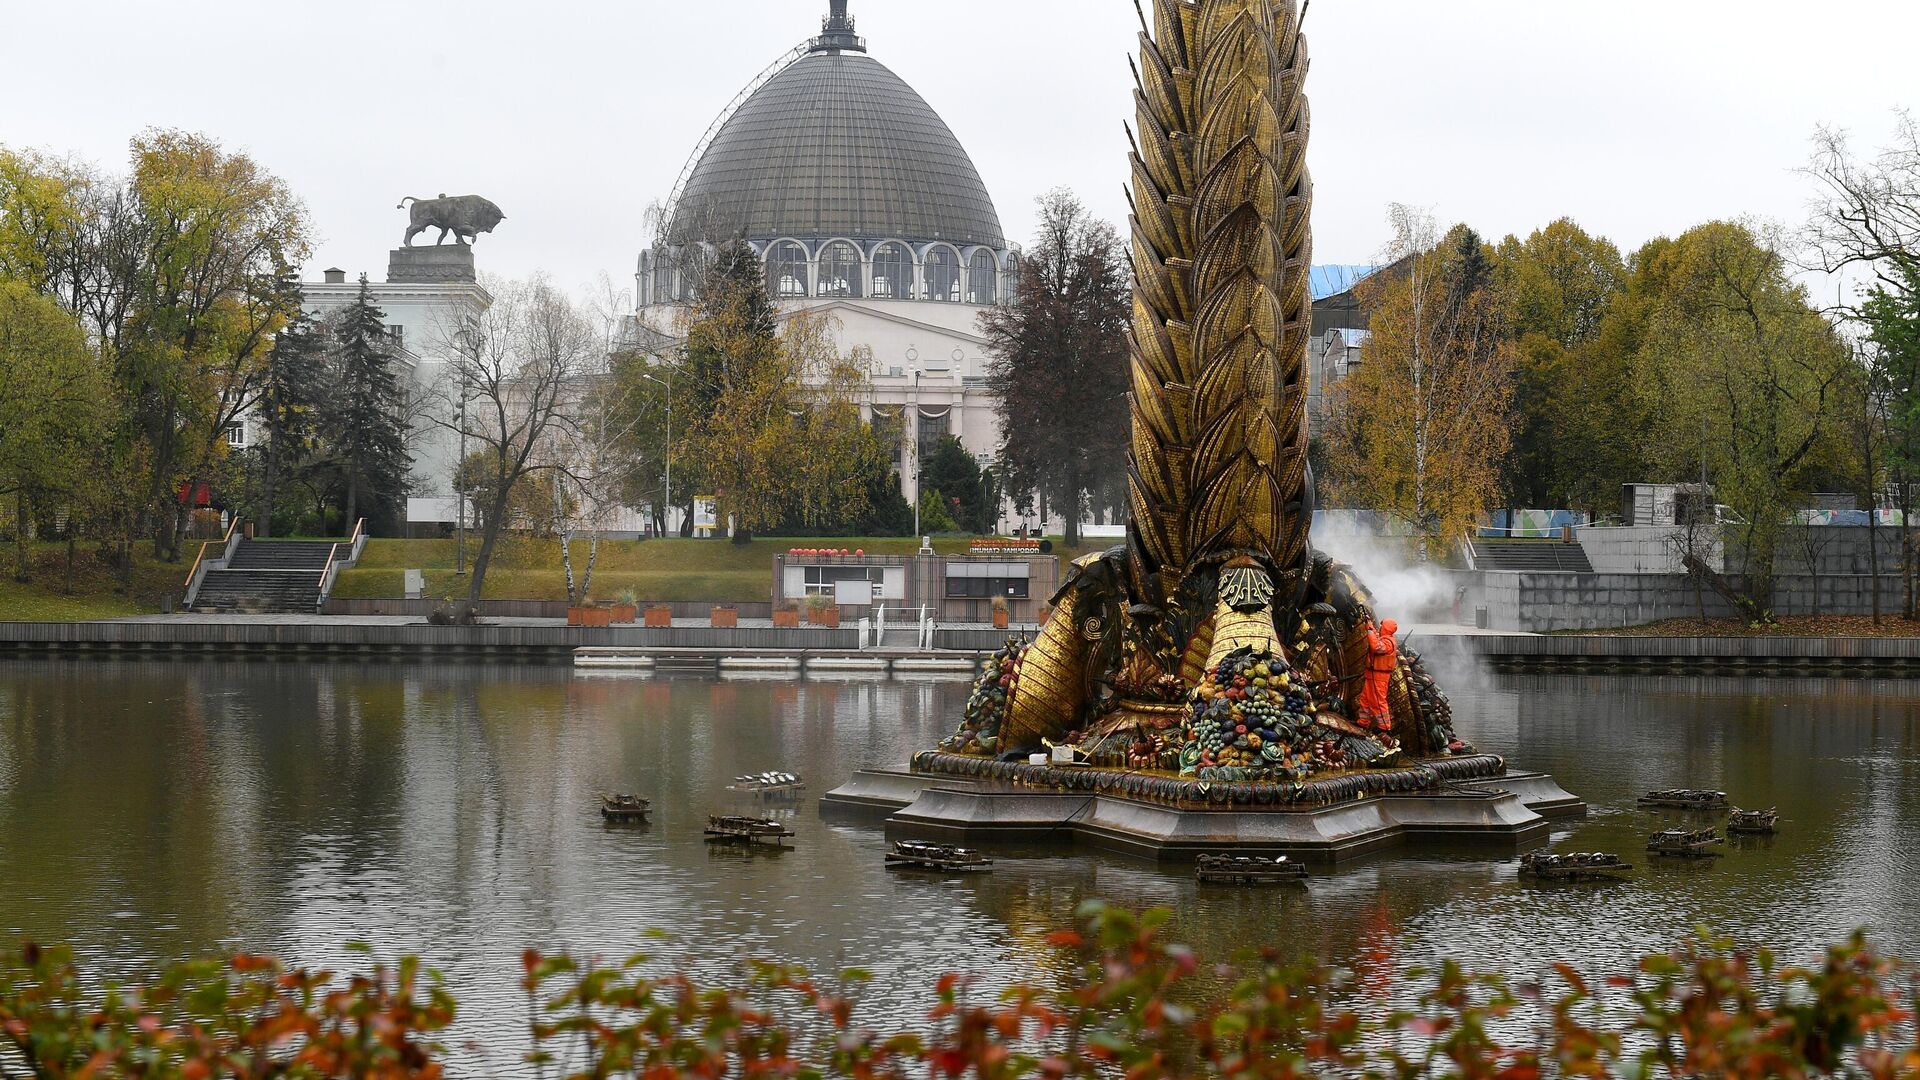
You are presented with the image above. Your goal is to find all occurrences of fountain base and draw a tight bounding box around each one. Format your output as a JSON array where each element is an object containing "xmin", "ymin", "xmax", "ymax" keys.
[{"xmin": 820, "ymin": 756, "xmax": 1584, "ymax": 864}]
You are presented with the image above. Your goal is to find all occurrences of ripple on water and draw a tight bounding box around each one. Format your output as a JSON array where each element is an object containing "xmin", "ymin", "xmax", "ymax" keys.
[{"xmin": 1, "ymin": 661, "xmax": 1917, "ymax": 1074}]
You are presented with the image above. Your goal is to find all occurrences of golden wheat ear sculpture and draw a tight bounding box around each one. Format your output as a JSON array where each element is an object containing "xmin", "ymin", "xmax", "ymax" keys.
[
  {"xmin": 1128, "ymin": 0, "xmax": 1315, "ymax": 598},
  {"xmin": 931, "ymin": 0, "xmax": 1469, "ymax": 770}
]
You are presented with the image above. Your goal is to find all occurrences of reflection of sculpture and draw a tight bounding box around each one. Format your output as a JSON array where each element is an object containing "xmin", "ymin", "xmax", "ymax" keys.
[
  {"xmin": 935, "ymin": 0, "xmax": 1463, "ymax": 785},
  {"xmin": 397, "ymin": 194, "xmax": 506, "ymax": 247}
]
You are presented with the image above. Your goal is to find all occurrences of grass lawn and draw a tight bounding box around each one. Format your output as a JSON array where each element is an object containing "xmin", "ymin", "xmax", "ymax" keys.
[
  {"xmin": 0, "ymin": 542, "xmax": 191, "ymax": 622},
  {"xmin": 337, "ymin": 535, "xmax": 1104, "ymax": 603}
]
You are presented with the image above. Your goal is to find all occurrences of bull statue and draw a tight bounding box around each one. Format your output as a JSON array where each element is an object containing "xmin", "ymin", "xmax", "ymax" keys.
[{"xmin": 397, "ymin": 194, "xmax": 506, "ymax": 247}]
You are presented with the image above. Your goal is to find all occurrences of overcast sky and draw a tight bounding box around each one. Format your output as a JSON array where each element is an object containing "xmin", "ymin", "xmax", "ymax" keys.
[{"xmin": 6, "ymin": 1, "xmax": 1915, "ymax": 302}]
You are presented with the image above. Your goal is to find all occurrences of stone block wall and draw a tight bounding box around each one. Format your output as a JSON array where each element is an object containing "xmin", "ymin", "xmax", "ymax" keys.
[{"xmin": 1463, "ymin": 571, "xmax": 1909, "ymax": 633}]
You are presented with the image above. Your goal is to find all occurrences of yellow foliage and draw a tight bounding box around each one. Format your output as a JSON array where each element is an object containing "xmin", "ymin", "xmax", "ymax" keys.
[{"xmin": 1327, "ymin": 239, "xmax": 1517, "ymax": 545}]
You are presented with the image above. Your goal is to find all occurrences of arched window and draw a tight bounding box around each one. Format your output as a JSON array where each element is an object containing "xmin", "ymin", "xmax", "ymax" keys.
[
  {"xmin": 966, "ymin": 250, "xmax": 998, "ymax": 305},
  {"xmin": 818, "ymin": 241, "xmax": 863, "ymax": 298},
  {"xmin": 872, "ymin": 242, "xmax": 913, "ymax": 300},
  {"xmin": 924, "ymin": 247, "xmax": 962, "ymax": 302},
  {"xmin": 677, "ymin": 245, "xmax": 714, "ymax": 302},
  {"xmin": 766, "ymin": 241, "xmax": 809, "ymax": 298},
  {"xmin": 650, "ymin": 253, "xmax": 675, "ymax": 305}
]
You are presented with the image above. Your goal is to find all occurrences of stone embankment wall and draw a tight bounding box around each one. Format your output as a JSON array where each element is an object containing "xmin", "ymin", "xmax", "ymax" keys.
[
  {"xmin": 1449, "ymin": 570, "xmax": 1907, "ymax": 633},
  {"xmin": 1578, "ymin": 524, "xmax": 1905, "ymax": 577}
]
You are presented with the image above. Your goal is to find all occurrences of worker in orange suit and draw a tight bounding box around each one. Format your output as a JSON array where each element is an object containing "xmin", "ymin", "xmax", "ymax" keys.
[{"xmin": 1358, "ymin": 618, "xmax": 1399, "ymax": 732}]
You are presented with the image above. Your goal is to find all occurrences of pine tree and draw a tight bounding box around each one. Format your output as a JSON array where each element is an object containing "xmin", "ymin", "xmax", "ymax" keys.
[
  {"xmin": 323, "ymin": 278, "xmax": 411, "ymax": 535},
  {"xmin": 254, "ymin": 311, "xmax": 325, "ymax": 537}
]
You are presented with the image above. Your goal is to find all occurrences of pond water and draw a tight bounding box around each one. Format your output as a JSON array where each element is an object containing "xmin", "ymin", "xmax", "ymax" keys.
[{"xmin": 1, "ymin": 659, "xmax": 1917, "ymax": 1071}]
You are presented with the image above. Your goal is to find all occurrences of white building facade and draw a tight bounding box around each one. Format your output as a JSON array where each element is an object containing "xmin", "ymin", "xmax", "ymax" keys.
[{"xmin": 300, "ymin": 255, "xmax": 491, "ymax": 530}]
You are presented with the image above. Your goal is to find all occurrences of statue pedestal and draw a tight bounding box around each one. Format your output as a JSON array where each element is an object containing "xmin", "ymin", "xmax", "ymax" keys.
[
  {"xmin": 820, "ymin": 760, "xmax": 1584, "ymax": 864},
  {"xmin": 388, "ymin": 245, "xmax": 476, "ymax": 284}
]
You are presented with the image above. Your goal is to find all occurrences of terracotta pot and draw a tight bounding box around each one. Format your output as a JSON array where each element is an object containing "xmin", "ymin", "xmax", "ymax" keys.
[
  {"xmin": 1038, "ymin": 604, "xmax": 1054, "ymax": 625},
  {"xmin": 643, "ymin": 605, "xmax": 673, "ymax": 628},
  {"xmin": 806, "ymin": 605, "xmax": 840, "ymax": 627},
  {"xmin": 572, "ymin": 606, "xmax": 613, "ymax": 628},
  {"xmin": 773, "ymin": 609, "xmax": 801, "ymax": 628},
  {"xmin": 610, "ymin": 602, "xmax": 638, "ymax": 624},
  {"xmin": 993, "ymin": 609, "xmax": 1010, "ymax": 630},
  {"xmin": 567, "ymin": 607, "xmax": 584, "ymax": 627},
  {"xmin": 710, "ymin": 607, "xmax": 738, "ymax": 628}
]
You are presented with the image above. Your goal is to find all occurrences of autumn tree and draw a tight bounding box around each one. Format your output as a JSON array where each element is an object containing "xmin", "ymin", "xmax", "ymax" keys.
[
  {"xmin": 1327, "ymin": 210, "xmax": 1517, "ymax": 553},
  {"xmin": 1806, "ymin": 114, "xmax": 1920, "ymax": 615},
  {"xmin": 0, "ymin": 133, "xmax": 309, "ymax": 560},
  {"xmin": 320, "ymin": 279, "xmax": 412, "ymax": 535},
  {"xmin": 0, "ymin": 282, "xmax": 110, "ymax": 580},
  {"xmin": 1493, "ymin": 219, "xmax": 1628, "ymax": 510},
  {"xmin": 435, "ymin": 275, "xmax": 589, "ymax": 600},
  {"xmin": 979, "ymin": 188, "xmax": 1129, "ymax": 546},
  {"xmin": 677, "ymin": 248, "xmax": 881, "ymax": 539},
  {"xmin": 1635, "ymin": 222, "xmax": 1853, "ymax": 616},
  {"xmin": 1861, "ymin": 267, "xmax": 1920, "ymax": 614}
]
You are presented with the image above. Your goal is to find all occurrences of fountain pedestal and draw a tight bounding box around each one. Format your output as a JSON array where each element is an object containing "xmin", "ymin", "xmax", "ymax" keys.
[{"xmin": 821, "ymin": 759, "xmax": 1583, "ymax": 864}]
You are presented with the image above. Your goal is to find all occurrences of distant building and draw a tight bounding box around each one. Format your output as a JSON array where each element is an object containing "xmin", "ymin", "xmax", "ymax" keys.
[
  {"xmin": 636, "ymin": 1, "xmax": 1016, "ymax": 520},
  {"xmin": 300, "ymin": 254, "xmax": 492, "ymax": 531},
  {"xmin": 1305, "ymin": 258, "xmax": 1415, "ymax": 435}
]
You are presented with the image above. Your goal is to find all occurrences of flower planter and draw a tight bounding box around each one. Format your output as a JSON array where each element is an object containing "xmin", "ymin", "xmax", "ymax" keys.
[
  {"xmin": 1038, "ymin": 604, "xmax": 1054, "ymax": 625},
  {"xmin": 643, "ymin": 606, "xmax": 673, "ymax": 628},
  {"xmin": 993, "ymin": 610, "xmax": 1010, "ymax": 630},
  {"xmin": 710, "ymin": 607, "xmax": 739, "ymax": 628},
  {"xmin": 773, "ymin": 609, "xmax": 801, "ymax": 628},
  {"xmin": 806, "ymin": 606, "xmax": 840, "ymax": 629},
  {"xmin": 610, "ymin": 603, "xmax": 638, "ymax": 625},
  {"xmin": 570, "ymin": 606, "xmax": 613, "ymax": 628}
]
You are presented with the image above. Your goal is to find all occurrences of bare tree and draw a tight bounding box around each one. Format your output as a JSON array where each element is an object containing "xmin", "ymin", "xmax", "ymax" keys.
[
  {"xmin": 548, "ymin": 273, "xmax": 655, "ymax": 604},
  {"xmin": 1804, "ymin": 114, "xmax": 1920, "ymax": 310},
  {"xmin": 432, "ymin": 275, "xmax": 590, "ymax": 601},
  {"xmin": 1805, "ymin": 115, "xmax": 1920, "ymax": 616}
]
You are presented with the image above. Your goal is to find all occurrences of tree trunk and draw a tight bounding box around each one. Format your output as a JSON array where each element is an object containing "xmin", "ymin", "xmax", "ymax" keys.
[
  {"xmin": 581, "ymin": 532, "xmax": 600, "ymax": 603},
  {"xmin": 64, "ymin": 529, "xmax": 76, "ymax": 596},
  {"xmin": 1684, "ymin": 553, "xmax": 1772, "ymax": 625},
  {"xmin": 258, "ymin": 446, "xmax": 278, "ymax": 539},
  {"xmin": 1896, "ymin": 484, "xmax": 1912, "ymax": 618},
  {"xmin": 1869, "ymin": 507, "xmax": 1882, "ymax": 626},
  {"xmin": 344, "ymin": 471, "xmax": 360, "ymax": 540},
  {"xmin": 13, "ymin": 495, "xmax": 30, "ymax": 583},
  {"xmin": 468, "ymin": 492, "xmax": 513, "ymax": 602},
  {"xmin": 1062, "ymin": 468, "xmax": 1081, "ymax": 548}
]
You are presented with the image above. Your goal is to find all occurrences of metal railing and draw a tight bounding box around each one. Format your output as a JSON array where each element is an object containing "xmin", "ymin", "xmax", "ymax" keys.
[
  {"xmin": 317, "ymin": 519, "xmax": 367, "ymax": 607},
  {"xmin": 184, "ymin": 517, "xmax": 242, "ymax": 588},
  {"xmin": 182, "ymin": 518, "xmax": 245, "ymax": 609}
]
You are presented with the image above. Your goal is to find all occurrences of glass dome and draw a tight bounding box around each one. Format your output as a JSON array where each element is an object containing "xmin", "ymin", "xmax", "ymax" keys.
[{"xmin": 669, "ymin": 12, "xmax": 1005, "ymax": 250}]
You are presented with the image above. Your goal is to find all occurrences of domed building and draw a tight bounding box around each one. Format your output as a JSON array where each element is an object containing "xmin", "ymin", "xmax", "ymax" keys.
[{"xmin": 637, "ymin": 2, "xmax": 1021, "ymax": 525}]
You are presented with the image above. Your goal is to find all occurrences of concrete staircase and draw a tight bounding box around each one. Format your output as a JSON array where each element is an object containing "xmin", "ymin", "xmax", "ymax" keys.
[
  {"xmin": 191, "ymin": 539, "xmax": 337, "ymax": 613},
  {"xmin": 1470, "ymin": 537, "xmax": 1596, "ymax": 574}
]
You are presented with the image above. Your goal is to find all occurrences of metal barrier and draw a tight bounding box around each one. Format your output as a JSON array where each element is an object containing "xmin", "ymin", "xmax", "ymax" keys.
[{"xmin": 182, "ymin": 518, "xmax": 244, "ymax": 609}]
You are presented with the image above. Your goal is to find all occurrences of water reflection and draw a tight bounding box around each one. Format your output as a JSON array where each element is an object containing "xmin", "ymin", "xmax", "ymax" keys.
[{"xmin": 1, "ymin": 661, "xmax": 1917, "ymax": 1071}]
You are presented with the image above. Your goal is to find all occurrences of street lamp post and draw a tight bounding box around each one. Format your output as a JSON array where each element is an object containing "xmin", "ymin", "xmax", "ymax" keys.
[{"xmin": 641, "ymin": 370, "xmax": 672, "ymax": 536}]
